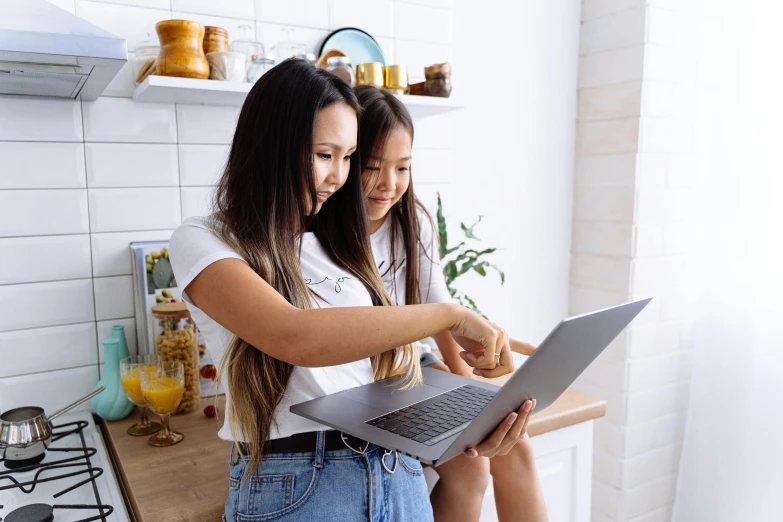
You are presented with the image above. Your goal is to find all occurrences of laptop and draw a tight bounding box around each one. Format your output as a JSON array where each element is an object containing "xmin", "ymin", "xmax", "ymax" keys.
[{"xmin": 291, "ymin": 298, "xmax": 650, "ymax": 467}]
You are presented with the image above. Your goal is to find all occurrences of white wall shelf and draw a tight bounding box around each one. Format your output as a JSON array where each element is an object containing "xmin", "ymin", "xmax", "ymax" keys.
[{"xmin": 132, "ymin": 76, "xmax": 463, "ymax": 118}]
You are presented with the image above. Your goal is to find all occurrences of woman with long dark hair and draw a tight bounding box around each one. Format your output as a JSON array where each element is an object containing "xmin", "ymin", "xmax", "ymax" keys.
[
  {"xmin": 356, "ymin": 85, "xmax": 549, "ymax": 522},
  {"xmin": 169, "ymin": 60, "xmax": 533, "ymax": 521}
]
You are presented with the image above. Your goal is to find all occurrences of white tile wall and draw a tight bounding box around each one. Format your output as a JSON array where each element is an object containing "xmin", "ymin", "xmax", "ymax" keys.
[
  {"xmin": 0, "ymin": 97, "xmax": 82, "ymax": 141},
  {"xmin": 91, "ymin": 229, "xmax": 175, "ymax": 277},
  {"xmin": 83, "ymin": 97, "xmax": 177, "ymax": 143},
  {"xmin": 571, "ymin": 221, "xmax": 634, "ymax": 256},
  {"xmin": 93, "ymin": 276, "xmax": 135, "ymax": 321},
  {"xmin": 0, "ymin": 190, "xmax": 89, "ymax": 237},
  {"xmin": 0, "ymin": 143, "xmax": 86, "ymax": 189},
  {"xmin": 181, "ymin": 186, "xmax": 216, "ymax": 220},
  {"xmin": 393, "ymin": 3, "xmax": 452, "ymax": 44},
  {"xmin": 88, "ymin": 188, "xmax": 181, "ymax": 232},
  {"xmin": 578, "ymin": 45, "xmax": 645, "ymax": 89},
  {"xmin": 577, "ymin": 118, "xmax": 641, "ymax": 155},
  {"xmin": 103, "ymin": 56, "xmax": 137, "ymax": 98},
  {"xmin": 0, "ymin": 235, "xmax": 92, "ymax": 285},
  {"xmin": 47, "ymin": 0, "xmax": 77, "ymax": 13},
  {"xmin": 578, "ymin": 81, "xmax": 643, "ymax": 122},
  {"xmin": 580, "ymin": 6, "xmax": 645, "ymax": 55},
  {"xmin": 572, "ymin": 4, "xmax": 696, "ymax": 517},
  {"xmin": 0, "ymin": 279, "xmax": 95, "ymax": 332},
  {"xmin": 0, "ymin": 366, "xmax": 100, "ymax": 413},
  {"xmin": 575, "ymin": 154, "xmax": 636, "ymax": 188},
  {"xmin": 171, "ymin": 0, "xmax": 253, "ymax": 20},
  {"xmin": 75, "ymin": 0, "xmax": 171, "ymax": 50},
  {"xmin": 88, "ymin": 0, "xmax": 170, "ymax": 10},
  {"xmin": 86, "ymin": 144, "xmax": 179, "ymax": 187},
  {"xmin": 255, "ymin": 0, "xmax": 329, "ymax": 29},
  {"xmin": 0, "ymin": 323, "xmax": 98, "ymax": 378},
  {"xmin": 178, "ymin": 145, "xmax": 229, "ymax": 185},
  {"xmin": 176, "ymin": 105, "xmax": 240, "ymax": 144},
  {"xmin": 329, "ymin": 0, "xmax": 393, "ymax": 38}
]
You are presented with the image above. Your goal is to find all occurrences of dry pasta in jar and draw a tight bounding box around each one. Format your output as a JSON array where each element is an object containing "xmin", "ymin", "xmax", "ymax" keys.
[{"xmin": 152, "ymin": 301, "xmax": 200, "ymax": 413}]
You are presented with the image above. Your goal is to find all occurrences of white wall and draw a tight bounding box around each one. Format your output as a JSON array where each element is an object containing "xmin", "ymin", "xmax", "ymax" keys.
[
  {"xmin": 449, "ymin": 0, "xmax": 581, "ymax": 344},
  {"xmin": 570, "ymin": 1, "xmax": 695, "ymax": 521},
  {"xmin": 0, "ymin": 0, "xmax": 455, "ymax": 413}
]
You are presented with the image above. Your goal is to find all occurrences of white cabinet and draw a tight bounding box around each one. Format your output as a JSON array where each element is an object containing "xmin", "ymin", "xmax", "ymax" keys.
[{"xmin": 425, "ymin": 420, "xmax": 594, "ymax": 522}]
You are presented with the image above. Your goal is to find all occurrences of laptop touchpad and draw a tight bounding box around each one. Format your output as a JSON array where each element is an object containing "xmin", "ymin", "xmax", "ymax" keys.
[{"xmin": 340, "ymin": 383, "xmax": 446, "ymax": 410}]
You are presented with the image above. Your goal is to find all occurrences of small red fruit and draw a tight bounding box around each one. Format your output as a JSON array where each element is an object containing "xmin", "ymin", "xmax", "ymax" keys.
[
  {"xmin": 200, "ymin": 364, "xmax": 217, "ymax": 380},
  {"xmin": 204, "ymin": 405, "xmax": 216, "ymax": 418}
]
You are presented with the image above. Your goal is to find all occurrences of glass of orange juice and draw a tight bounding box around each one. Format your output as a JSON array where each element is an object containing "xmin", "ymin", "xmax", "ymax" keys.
[
  {"xmin": 120, "ymin": 355, "xmax": 162, "ymax": 436},
  {"xmin": 141, "ymin": 360, "xmax": 185, "ymax": 447}
]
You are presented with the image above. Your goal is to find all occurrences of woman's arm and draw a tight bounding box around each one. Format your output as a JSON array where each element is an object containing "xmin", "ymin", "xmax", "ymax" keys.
[{"xmin": 185, "ymin": 258, "xmax": 506, "ymax": 368}]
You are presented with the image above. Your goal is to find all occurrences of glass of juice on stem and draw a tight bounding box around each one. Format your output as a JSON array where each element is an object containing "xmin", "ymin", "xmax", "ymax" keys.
[
  {"xmin": 141, "ymin": 360, "xmax": 185, "ymax": 447},
  {"xmin": 120, "ymin": 355, "xmax": 162, "ymax": 436}
]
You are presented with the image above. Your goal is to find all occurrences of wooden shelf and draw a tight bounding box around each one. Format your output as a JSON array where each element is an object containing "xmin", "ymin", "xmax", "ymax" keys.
[{"xmin": 132, "ymin": 75, "xmax": 463, "ymax": 118}]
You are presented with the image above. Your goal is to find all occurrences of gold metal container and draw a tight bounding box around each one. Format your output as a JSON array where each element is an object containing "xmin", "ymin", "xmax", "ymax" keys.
[
  {"xmin": 384, "ymin": 65, "xmax": 409, "ymax": 94},
  {"xmin": 356, "ymin": 62, "xmax": 384, "ymax": 87}
]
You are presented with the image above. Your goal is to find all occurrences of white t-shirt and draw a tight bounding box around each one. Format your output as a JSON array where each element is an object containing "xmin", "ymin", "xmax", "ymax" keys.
[
  {"xmin": 370, "ymin": 213, "xmax": 452, "ymax": 354},
  {"xmin": 168, "ymin": 216, "xmax": 375, "ymax": 442}
]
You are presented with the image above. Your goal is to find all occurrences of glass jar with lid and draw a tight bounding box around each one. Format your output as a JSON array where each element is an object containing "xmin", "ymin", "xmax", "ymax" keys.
[
  {"xmin": 229, "ymin": 24, "xmax": 265, "ymax": 74},
  {"xmin": 132, "ymin": 32, "xmax": 160, "ymax": 85},
  {"xmin": 152, "ymin": 301, "xmax": 200, "ymax": 413},
  {"xmin": 247, "ymin": 53, "xmax": 275, "ymax": 83},
  {"xmin": 270, "ymin": 27, "xmax": 307, "ymax": 64},
  {"xmin": 326, "ymin": 56, "xmax": 354, "ymax": 86}
]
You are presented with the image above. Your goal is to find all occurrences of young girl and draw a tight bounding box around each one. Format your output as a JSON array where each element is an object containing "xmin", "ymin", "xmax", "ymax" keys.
[
  {"xmin": 355, "ymin": 85, "xmax": 549, "ymax": 522},
  {"xmin": 169, "ymin": 60, "xmax": 535, "ymax": 522}
]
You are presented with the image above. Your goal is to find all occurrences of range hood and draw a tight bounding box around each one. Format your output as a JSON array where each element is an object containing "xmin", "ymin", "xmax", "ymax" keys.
[{"xmin": 0, "ymin": 0, "xmax": 127, "ymax": 100}]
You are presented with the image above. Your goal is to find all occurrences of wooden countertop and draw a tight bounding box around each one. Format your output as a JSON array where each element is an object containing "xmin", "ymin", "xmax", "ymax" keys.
[{"xmin": 103, "ymin": 389, "xmax": 604, "ymax": 522}]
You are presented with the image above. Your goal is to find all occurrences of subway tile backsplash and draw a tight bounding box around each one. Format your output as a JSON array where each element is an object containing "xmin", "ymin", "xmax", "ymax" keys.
[{"xmin": 0, "ymin": 0, "xmax": 454, "ymax": 407}]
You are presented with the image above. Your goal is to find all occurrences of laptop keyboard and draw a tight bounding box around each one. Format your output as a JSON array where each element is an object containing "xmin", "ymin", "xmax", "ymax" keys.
[{"xmin": 366, "ymin": 385, "xmax": 495, "ymax": 446}]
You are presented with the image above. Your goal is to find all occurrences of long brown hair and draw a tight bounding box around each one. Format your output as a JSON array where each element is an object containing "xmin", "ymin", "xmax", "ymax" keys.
[
  {"xmin": 211, "ymin": 61, "xmax": 421, "ymax": 475},
  {"xmin": 354, "ymin": 85, "xmax": 436, "ymax": 306}
]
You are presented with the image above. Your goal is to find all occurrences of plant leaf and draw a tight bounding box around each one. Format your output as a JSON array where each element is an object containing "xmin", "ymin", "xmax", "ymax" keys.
[
  {"xmin": 488, "ymin": 263, "xmax": 506, "ymax": 284},
  {"xmin": 457, "ymin": 258, "xmax": 477, "ymax": 276},
  {"xmin": 443, "ymin": 242, "xmax": 465, "ymax": 258},
  {"xmin": 463, "ymin": 248, "xmax": 496, "ymax": 258},
  {"xmin": 437, "ymin": 193, "xmax": 448, "ymax": 259},
  {"xmin": 473, "ymin": 264, "xmax": 487, "ymax": 277}
]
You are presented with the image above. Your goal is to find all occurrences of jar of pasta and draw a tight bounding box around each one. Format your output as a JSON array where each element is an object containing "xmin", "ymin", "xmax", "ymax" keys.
[{"xmin": 151, "ymin": 302, "xmax": 200, "ymax": 413}]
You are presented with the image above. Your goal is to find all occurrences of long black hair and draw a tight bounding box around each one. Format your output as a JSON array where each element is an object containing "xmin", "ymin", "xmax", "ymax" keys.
[
  {"xmin": 355, "ymin": 85, "xmax": 435, "ymax": 306},
  {"xmin": 211, "ymin": 60, "xmax": 421, "ymax": 476}
]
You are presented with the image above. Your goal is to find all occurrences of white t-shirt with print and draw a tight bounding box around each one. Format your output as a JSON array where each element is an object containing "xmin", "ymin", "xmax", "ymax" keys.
[
  {"xmin": 168, "ymin": 216, "xmax": 375, "ymax": 442},
  {"xmin": 370, "ymin": 213, "xmax": 452, "ymax": 355}
]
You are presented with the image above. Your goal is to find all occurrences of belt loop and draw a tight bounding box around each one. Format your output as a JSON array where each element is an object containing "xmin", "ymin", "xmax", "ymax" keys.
[
  {"xmin": 313, "ymin": 430, "xmax": 325, "ymax": 469},
  {"xmin": 230, "ymin": 443, "xmax": 237, "ymax": 465}
]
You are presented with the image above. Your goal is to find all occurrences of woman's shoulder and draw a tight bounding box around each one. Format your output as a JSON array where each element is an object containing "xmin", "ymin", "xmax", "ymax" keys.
[{"xmin": 169, "ymin": 215, "xmax": 239, "ymax": 261}]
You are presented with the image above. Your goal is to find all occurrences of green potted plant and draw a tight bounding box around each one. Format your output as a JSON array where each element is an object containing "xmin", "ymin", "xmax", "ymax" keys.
[{"xmin": 436, "ymin": 194, "xmax": 505, "ymax": 318}]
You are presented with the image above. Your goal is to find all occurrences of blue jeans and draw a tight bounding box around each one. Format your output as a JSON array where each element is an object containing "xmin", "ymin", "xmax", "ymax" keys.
[{"xmin": 223, "ymin": 431, "xmax": 434, "ymax": 521}]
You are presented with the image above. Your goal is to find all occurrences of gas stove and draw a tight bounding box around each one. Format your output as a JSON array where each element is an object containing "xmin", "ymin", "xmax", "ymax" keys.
[{"xmin": 0, "ymin": 411, "xmax": 129, "ymax": 522}]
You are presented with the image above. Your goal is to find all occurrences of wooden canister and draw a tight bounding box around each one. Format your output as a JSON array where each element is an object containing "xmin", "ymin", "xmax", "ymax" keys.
[
  {"xmin": 156, "ymin": 20, "xmax": 210, "ymax": 80},
  {"xmin": 203, "ymin": 26, "xmax": 229, "ymax": 55}
]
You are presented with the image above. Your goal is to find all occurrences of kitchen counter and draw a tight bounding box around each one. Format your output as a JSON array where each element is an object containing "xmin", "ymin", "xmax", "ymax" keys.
[{"xmin": 102, "ymin": 388, "xmax": 605, "ymax": 522}]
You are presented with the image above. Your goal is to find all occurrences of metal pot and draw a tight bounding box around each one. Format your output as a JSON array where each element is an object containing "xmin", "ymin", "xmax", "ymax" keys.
[{"xmin": 0, "ymin": 386, "xmax": 106, "ymax": 461}]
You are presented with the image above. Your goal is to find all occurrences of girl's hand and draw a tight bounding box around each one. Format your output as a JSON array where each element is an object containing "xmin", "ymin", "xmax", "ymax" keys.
[
  {"xmin": 451, "ymin": 306, "xmax": 514, "ymax": 377},
  {"xmin": 449, "ymin": 307, "xmax": 514, "ymax": 378},
  {"xmin": 464, "ymin": 399, "xmax": 536, "ymax": 458}
]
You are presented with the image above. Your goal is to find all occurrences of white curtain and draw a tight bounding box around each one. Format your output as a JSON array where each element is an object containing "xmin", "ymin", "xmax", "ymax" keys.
[{"xmin": 673, "ymin": 1, "xmax": 783, "ymax": 521}]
